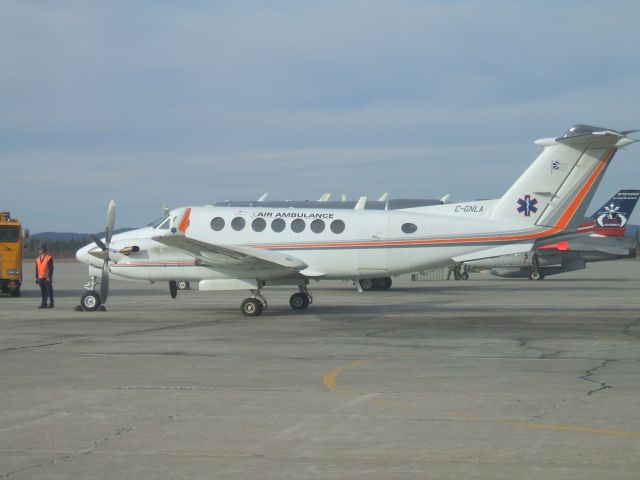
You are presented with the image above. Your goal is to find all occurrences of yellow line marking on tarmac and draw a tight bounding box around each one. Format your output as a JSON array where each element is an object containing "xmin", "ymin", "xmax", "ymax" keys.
[
  {"xmin": 323, "ymin": 357, "xmax": 386, "ymax": 395},
  {"xmin": 323, "ymin": 360, "xmax": 640, "ymax": 439}
]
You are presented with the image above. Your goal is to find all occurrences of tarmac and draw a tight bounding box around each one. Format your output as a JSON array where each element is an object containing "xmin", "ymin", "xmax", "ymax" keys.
[{"xmin": 1, "ymin": 259, "xmax": 639, "ymax": 479}]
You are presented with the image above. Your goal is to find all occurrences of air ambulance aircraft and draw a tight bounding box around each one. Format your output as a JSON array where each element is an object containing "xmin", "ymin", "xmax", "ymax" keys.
[{"xmin": 76, "ymin": 124, "xmax": 636, "ymax": 315}]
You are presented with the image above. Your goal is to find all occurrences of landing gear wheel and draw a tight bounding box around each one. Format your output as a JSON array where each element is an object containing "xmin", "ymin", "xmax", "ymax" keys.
[
  {"xmin": 80, "ymin": 291, "xmax": 101, "ymax": 312},
  {"xmin": 528, "ymin": 271, "xmax": 541, "ymax": 281},
  {"xmin": 373, "ymin": 277, "xmax": 393, "ymax": 290},
  {"xmin": 290, "ymin": 292, "xmax": 310, "ymax": 310},
  {"xmin": 460, "ymin": 272, "xmax": 469, "ymax": 281},
  {"xmin": 359, "ymin": 279, "xmax": 375, "ymax": 291},
  {"xmin": 177, "ymin": 281, "xmax": 190, "ymax": 290},
  {"xmin": 241, "ymin": 298, "xmax": 263, "ymax": 316}
]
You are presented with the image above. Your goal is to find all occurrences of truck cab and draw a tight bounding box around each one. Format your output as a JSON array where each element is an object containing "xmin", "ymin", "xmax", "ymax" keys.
[{"xmin": 0, "ymin": 212, "xmax": 27, "ymax": 297}]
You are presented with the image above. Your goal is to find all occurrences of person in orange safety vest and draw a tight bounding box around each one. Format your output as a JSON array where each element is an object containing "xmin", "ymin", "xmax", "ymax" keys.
[{"xmin": 35, "ymin": 245, "xmax": 54, "ymax": 308}]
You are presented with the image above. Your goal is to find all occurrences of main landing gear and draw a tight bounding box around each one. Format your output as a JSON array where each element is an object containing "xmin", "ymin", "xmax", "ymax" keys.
[
  {"xmin": 528, "ymin": 254, "xmax": 544, "ymax": 280},
  {"xmin": 240, "ymin": 284, "xmax": 312, "ymax": 316},
  {"xmin": 358, "ymin": 277, "xmax": 393, "ymax": 292}
]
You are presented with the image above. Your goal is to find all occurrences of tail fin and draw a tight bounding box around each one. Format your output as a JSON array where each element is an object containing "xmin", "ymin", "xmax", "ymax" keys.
[
  {"xmin": 590, "ymin": 189, "xmax": 640, "ymax": 228},
  {"xmin": 489, "ymin": 125, "xmax": 635, "ymax": 231}
]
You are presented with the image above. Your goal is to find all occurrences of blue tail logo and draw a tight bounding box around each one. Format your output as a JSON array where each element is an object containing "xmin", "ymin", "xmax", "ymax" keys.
[{"xmin": 591, "ymin": 190, "xmax": 640, "ymax": 228}]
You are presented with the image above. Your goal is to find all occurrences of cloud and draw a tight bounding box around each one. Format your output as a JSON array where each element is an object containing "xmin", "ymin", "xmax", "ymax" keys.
[{"xmin": 1, "ymin": 0, "xmax": 639, "ymax": 231}]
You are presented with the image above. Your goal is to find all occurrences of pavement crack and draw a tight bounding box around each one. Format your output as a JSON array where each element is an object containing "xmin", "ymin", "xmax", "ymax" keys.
[
  {"xmin": 1, "ymin": 426, "xmax": 135, "ymax": 478},
  {"xmin": 623, "ymin": 318, "xmax": 640, "ymax": 338},
  {"xmin": 581, "ymin": 360, "xmax": 613, "ymax": 396}
]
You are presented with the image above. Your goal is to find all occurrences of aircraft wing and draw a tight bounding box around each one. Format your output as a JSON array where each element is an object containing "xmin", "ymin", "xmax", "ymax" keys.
[{"xmin": 153, "ymin": 235, "xmax": 308, "ymax": 271}]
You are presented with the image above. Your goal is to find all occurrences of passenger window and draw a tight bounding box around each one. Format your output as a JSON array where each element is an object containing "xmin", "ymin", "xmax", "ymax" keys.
[
  {"xmin": 330, "ymin": 219, "xmax": 345, "ymax": 234},
  {"xmin": 271, "ymin": 218, "xmax": 286, "ymax": 232},
  {"xmin": 310, "ymin": 219, "xmax": 325, "ymax": 233},
  {"xmin": 401, "ymin": 223, "xmax": 417, "ymax": 234},
  {"xmin": 291, "ymin": 219, "xmax": 306, "ymax": 233},
  {"xmin": 252, "ymin": 218, "xmax": 266, "ymax": 232},
  {"xmin": 210, "ymin": 217, "xmax": 225, "ymax": 231},
  {"xmin": 231, "ymin": 217, "xmax": 246, "ymax": 231}
]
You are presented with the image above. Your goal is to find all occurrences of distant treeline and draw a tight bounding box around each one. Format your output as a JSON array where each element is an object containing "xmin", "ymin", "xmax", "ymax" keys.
[{"xmin": 25, "ymin": 236, "xmax": 91, "ymax": 258}]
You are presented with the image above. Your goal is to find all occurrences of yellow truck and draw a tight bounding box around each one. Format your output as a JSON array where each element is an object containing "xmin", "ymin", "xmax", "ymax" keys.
[{"xmin": 0, "ymin": 212, "xmax": 28, "ymax": 297}]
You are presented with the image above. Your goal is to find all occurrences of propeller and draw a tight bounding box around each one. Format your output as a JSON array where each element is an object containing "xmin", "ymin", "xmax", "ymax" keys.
[{"xmin": 91, "ymin": 200, "xmax": 116, "ymax": 305}]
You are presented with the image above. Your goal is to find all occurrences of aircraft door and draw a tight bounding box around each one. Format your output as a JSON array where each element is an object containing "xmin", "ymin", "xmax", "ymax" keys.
[{"xmin": 356, "ymin": 214, "xmax": 389, "ymax": 277}]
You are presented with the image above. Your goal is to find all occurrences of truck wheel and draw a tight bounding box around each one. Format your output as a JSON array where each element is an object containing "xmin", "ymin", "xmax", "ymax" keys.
[{"xmin": 10, "ymin": 287, "xmax": 20, "ymax": 297}]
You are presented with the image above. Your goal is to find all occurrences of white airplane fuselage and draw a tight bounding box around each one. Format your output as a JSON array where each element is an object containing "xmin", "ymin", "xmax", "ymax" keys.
[{"xmin": 77, "ymin": 205, "xmax": 537, "ymax": 284}]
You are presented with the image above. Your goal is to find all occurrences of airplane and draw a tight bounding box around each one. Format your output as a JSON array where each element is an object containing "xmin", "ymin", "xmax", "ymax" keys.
[
  {"xmin": 469, "ymin": 189, "xmax": 640, "ymax": 280},
  {"xmin": 76, "ymin": 124, "xmax": 636, "ymax": 315}
]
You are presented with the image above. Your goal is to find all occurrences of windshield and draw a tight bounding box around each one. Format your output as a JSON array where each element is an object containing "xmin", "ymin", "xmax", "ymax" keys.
[
  {"xmin": 148, "ymin": 216, "xmax": 168, "ymax": 228},
  {"xmin": 148, "ymin": 216, "xmax": 171, "ymax": 229},
  {"xmin": 0, "ymin": 226, "xmax": 19, "ymax": 242}
]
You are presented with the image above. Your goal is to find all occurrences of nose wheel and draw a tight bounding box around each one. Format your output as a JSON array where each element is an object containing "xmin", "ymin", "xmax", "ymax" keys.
[{"xmin": 79, "ymin": 291, "xmax": 102, "ymax": 312}]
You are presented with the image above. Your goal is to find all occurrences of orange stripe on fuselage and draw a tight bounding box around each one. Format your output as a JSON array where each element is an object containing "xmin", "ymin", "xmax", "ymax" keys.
[{"xmin": 253, "ymin": 148, "xmax": 614, "ymax": 251}]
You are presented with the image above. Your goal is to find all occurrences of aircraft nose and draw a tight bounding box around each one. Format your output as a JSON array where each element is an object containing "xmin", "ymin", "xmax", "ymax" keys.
[{"xmin": 76, "ymin": 243, "xmax": 93, "ymax": 265}]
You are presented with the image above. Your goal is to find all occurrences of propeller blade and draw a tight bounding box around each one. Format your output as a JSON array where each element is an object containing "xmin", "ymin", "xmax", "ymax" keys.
[
  {"xmin": 105, "ymin": 200, "xmax": 116, "ymax": 245},
  {"xmin": 169, "ymin": 280, "xmax": 177, "ymax": 299},
  {"xmin": 100, "ymin": 259, "xmax": 110, "ymax": 304},
  {"xmin": 90, "ymin": 234, "xmax": 107, "ymax": 252}
]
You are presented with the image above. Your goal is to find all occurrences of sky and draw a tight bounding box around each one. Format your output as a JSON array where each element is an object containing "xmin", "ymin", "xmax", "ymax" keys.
[{"xmin": 2, "ymin": 0, "xmax": 640, "ymax": 233}]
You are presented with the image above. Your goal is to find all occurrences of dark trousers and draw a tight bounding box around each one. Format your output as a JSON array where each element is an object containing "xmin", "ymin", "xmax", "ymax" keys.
[{"xmin": 38, "ymin": 279, "xmax": 54, "ymax": 305}]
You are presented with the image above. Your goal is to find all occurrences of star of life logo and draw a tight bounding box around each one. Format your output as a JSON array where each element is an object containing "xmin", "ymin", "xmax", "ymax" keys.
[{"xmin": 517, "ymin": 195, "xmax": 538, "ymax": 217}]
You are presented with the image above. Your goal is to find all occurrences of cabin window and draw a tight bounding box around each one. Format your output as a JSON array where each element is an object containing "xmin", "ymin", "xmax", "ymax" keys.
[
  {"xmin": 291, "ymin": 219, "xmax": 306, "ymax": 233},
  {"xmin": 330, "ymin": 219, "xmax": 345, "ymax": 234},
  {"xmin": 271, "ymin": 218, "xmax": 286, "ymax": 232},
  {"xmin": 231, "ymin": 217, "xmax": 246, "ymax": 231},
  {"xmin": 401, "ymin": 223, "xmax": 417, "ymax": 234},
  {"xmin": 310, "ymin": 219, "xmax": 325, "ymax": 233},
  {"xmin": 252, "ymin": 218, "xmax": 266, "ymax": 232},
  {"xmin": 210, "ymin": 217, "xmax": 225, "ymax": 231}
]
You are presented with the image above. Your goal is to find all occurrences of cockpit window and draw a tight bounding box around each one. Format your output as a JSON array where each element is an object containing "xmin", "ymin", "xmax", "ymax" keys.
[
  {"xmin": 148, "ymin": 216, "xmax": 168, "ymax": 228},
  {"xmin": 157, "ymin": 218, "xmax": 170, "ymax": 230}
]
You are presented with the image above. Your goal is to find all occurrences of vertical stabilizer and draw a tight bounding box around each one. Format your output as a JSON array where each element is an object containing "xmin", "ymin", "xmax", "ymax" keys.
[
  {"xmin": 489, "ymin": 125, "xmax": 634, "ymax": 232},
  {"xmin": 590, "ymin": 189, "xmax": 640, "ymax": 228}
]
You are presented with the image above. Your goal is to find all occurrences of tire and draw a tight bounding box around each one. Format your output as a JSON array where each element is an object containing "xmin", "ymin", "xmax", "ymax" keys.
[
  {"xmin": 80, "ymin": 291, "xmax": 101, "ymax": 312},
  {"xmin": 241, "ymin": 298, "xmax": 263, "ymax": 316},
  {"xmin": 460, "ymin": 272, "xmax": 469, "ymax": 281},
  {"xmin": 10, "ymin": 287, "xmax": 20, "ymax": 297},
  {"xmin": 529, "ymin": 271, "xmax": 541, "ymax": 281},
  {"xmin": 177, "ymin": 281, "xmax": 189, "ymax": 290},
  {"xmin": 373, "ymin": 277, "xmax": 392, "ymax": 290},
  {"xmin": 0, "ymin": 286, "xmax": 9, "ymax": 294},
  {"xmin": 359, "ymin": 279, "xmax": 375, "ymax": 291},
  {"xmin": 289, "ymin": 292, "xmax": 310, "ymax": 310}
]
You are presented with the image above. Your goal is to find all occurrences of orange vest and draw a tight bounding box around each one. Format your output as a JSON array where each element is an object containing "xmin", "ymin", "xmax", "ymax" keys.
[{"xmin": 36, "ymin": 254, "xmax": 53, "ymax": 279}]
